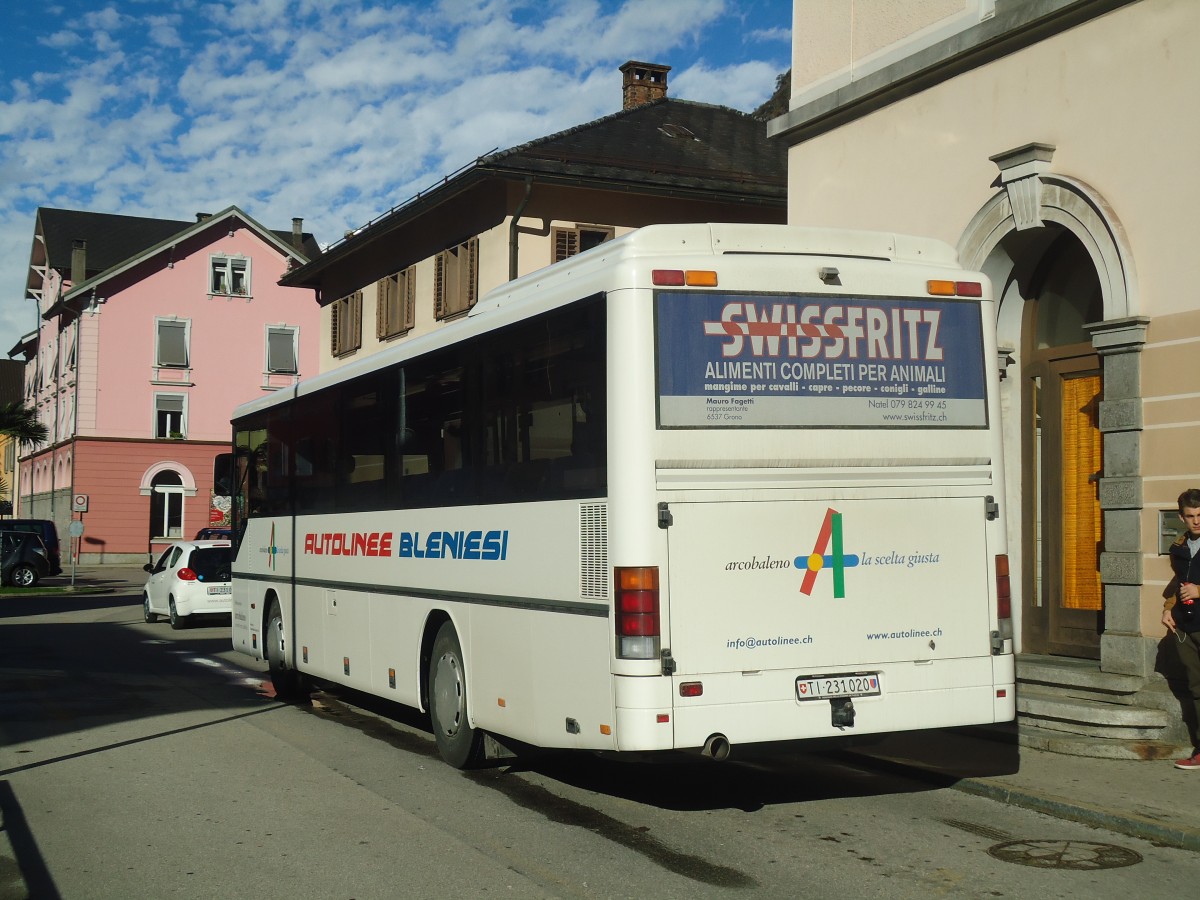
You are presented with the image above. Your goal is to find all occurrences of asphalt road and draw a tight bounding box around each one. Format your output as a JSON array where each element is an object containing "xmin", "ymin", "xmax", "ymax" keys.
[{"xmin": 2, "ymin": 583, "xmax": 1199, "ymax": 899}]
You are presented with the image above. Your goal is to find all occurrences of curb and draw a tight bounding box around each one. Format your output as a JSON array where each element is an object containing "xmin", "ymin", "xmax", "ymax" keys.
[{"xmin": 953, "ymin": 777, "xmax": 1200, "ymax": 852}]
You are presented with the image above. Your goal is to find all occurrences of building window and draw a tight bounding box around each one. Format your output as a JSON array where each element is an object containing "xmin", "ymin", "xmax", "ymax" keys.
[
  {"xmin": 330, "ymin": 291, "xmax": 363, "ymax": 357},
  {"xmin": 211, "ymin": 255, "xmax": 250, "ymax": 295},
  {"xmin": 150, "ymin": 470, "xmax": 184, "ymax": 539},
  {"xmin": 267, "ymin": 326, "xmax": 299, "ymax": 374},
  {"xmin": 378, "ymin": 267, "xmax": 416, "ymax": 339},
  {"xmin": 155, "ymin": 394, "xmax": 186, "ymax": 439},
  {"xmin": 435, "ymin": 237, "xmax": 479, "ymax": 320},
  {"xmin": 156, "ymin": 319, "xmax": 190, "ymax": 368},
  {"xmin": 552, "ymin": 225, "xmax": 613, "ymax": 263}
]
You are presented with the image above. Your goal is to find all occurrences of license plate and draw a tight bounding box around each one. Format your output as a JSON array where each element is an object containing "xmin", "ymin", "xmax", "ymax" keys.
[
  {"xmin": 796, "ymin": 673, "xmax": 881, "ymax": 701},
  {"xmin": 207, "ymin": 585, "xmax": 232, "ymax": 595}
]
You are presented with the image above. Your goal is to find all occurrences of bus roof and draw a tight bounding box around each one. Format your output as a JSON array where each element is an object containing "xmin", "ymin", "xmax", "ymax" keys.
[
  {"xmin": 469, "ymin": 223, "xmax": 960, "ymax": 317},
  {"xmin": 231, "ymin": 223, "xmax": 965, "ymax": 422}
]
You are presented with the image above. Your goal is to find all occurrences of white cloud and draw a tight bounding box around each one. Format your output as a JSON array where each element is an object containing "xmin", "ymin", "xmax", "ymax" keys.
[
  {"xmin": 0, "ymin": 0, "xmax": 790, "ymax": 357},
  {"xmin": 671, "ymin": 59, "xmax": 784, "ymax": 109}
]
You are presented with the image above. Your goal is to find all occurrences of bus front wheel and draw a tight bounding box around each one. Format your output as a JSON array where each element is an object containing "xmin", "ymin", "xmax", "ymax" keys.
[
  {"xmin": 266, "ymin": 602, "xmax": 308, "ymax": 704},
  {"xmin": 429, "ymin": 622, "xmax": 485, "ymax": 768}
]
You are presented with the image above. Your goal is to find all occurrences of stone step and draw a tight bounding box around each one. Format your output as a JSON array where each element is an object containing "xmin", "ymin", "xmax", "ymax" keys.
[
  {"xmin": 1016, "ymin": 653, "xmax": 1144, "ymax": 697},
  {"xmin": 1017, "ymin": 722, "xmax": 1190, "ymax": 760},
  {"xmin": 1018, "ymin": 683, "xmax": 1170, "ymax": 730}
]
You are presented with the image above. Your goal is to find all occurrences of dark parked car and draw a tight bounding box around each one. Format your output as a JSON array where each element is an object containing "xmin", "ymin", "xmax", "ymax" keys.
[
  {"xmin": 194, "ymin": 526, "xmax": 233, "ymax": 540},
  {"xmin": 0, "ymin": 531, "xmax": 51, "ymax": 588},
  {"xmin": 0, "ymin": 519, "xmax": 61, "ymax": 575}
]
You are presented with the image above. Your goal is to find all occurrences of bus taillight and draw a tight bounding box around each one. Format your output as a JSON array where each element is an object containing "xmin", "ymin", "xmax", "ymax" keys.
[
  {"xmin": 651, "ymin": 269, "xmax": 718, "ymax": 287},
  {"xmin": 995, "ymin": 554, "xmax": 1011, "ymax": 620},
  {"xmin": 615, "ymin": 566, "xmax": 660, "ymax": 660}
]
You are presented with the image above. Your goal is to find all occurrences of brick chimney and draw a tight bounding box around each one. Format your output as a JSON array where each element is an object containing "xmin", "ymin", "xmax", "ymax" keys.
[
  {"xmin": 621, "ymin": 61, "xmax": 670, "ymax": 109},
  {"xmin": 71, "ymin": 240, "xmax": 87, "ymax": 285},
  {"xmin": 292, "ymin": 217, "xmax": 304, "ymax": 250}
]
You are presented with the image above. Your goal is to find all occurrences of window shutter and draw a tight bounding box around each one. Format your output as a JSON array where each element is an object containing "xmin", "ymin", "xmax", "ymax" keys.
[
  {"xmin": 553, "ymin": 228, "xmax": 578, "ymax": 263},
  {"xmin": 435, "ymin": 252, "xmax": 447, "ymax": 319},
  {"xmin": 330, "ymin": 299, "xmax": 341, "ymax": 355},
  {"xmin": 466, "ymin": 237, "xmax": 478, "ymax": 309},
  {"xmin": 403, "ymin": 266, "xmax": 415, "ymax": 330},
  {"xmin": 158, "ymin": 321, "xmax": 188, "ymax": 367},
  {"xmin": 267, "ymin": 327, "xmax": 297, "ymax": 374},
  {"xmin": 377, "ymin": 276, "xmax": 393, "ymax": 339},
  {"xmin": 350, "ymin": 291, "xmax": 362, "ymax": 351}
]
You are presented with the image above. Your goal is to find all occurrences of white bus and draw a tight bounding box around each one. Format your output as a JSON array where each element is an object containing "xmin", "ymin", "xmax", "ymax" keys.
[{"xmin": 230, "ymin": 223, "xmax": 1015, "ymax": 768}]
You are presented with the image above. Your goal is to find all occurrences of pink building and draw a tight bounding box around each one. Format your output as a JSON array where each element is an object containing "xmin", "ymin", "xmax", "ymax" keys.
[{"xmin": 13, "ymin": 206, "xmax": 321, "ymax": 565}]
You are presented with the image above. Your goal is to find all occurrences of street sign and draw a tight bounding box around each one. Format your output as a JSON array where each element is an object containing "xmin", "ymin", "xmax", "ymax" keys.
[
  {"xmin": 68, "ymin": 520, "xmax": 84, "ymax": 537},
  {"xmin": 72, "ymin": 493, "xmax": 89, "ymax": 512}
]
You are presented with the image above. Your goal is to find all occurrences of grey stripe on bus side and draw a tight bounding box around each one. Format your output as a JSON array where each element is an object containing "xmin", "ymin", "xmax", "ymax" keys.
[{"xmin": 231, "ymin": 570, "xmax": 610, "ymax": 617}]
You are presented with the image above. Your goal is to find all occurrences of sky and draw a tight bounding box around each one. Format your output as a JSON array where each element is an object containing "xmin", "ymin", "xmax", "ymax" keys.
[{"xmin": 0, "ymin": 0, "xmax": 792, "ymax": 357}]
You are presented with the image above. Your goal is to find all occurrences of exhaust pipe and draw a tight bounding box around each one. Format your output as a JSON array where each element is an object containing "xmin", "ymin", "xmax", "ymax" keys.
[{"xmin": 701, "ymin": 733, "xmax": 731, "ymax": 761}]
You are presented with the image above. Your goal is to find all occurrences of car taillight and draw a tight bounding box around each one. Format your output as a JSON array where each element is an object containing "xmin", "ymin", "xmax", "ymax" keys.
[
  {"xmin": 615, "ymin": 566, "xmax": 659, "ymax": 660},
  {"xmin": 177, "ymin": 567, "xmax": 198, "ymax": 581}
]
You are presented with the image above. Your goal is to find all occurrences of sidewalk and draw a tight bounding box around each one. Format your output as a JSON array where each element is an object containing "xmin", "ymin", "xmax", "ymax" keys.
[
  {"xmin": 854, "ymin": 724, "xmax": 1200, "ymax": 852},
  {"xmin": 51, "ymin": 563, "xmax": 148, "ymax": 592}
]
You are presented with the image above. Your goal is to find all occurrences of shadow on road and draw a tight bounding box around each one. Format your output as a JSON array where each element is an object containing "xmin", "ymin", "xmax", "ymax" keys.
[
  {"xmin": 0, "ymin": 616, "xmax": 272, "ymax": 751},
  {"xmin": 307, "ymin": 679, "xmax": 1019, "ymax": 813}
]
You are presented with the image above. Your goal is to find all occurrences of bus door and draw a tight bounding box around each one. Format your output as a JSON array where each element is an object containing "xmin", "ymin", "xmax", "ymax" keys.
[{"xmin": 663, "ymin": 496, "xmax": 995, "ymax": 681}]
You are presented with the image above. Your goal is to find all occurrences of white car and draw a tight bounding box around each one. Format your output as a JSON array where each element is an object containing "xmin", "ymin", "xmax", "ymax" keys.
[{"xmin": 142, "ymin": 540, "xmax": 233, "ymax": 630}]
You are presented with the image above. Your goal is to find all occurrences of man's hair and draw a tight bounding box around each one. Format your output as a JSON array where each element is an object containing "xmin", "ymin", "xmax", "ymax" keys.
[{"xmin": 1179, "ymin": 488, "xmax": 1200, "ymax": 514}]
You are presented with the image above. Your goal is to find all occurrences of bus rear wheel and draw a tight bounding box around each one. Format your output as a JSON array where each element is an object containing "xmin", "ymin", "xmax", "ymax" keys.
[
  {"xmin": 429, "ymin": 622, "xmax": 485, "ymax": 768},
  {"xmin": 266, "ymin": 602, "xmax": 308, "ymax": 703}
]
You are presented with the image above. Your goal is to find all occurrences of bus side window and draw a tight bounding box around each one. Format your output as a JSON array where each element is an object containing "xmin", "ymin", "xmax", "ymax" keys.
[{"xmin": 338, "ymin": 378, "xmax": 389, "ymax": 512}]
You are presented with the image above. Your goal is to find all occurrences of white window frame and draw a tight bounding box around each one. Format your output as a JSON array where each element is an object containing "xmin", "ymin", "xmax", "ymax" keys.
[
  {"xmin": 155, "ymin": 318, "xmax": 191, "ymax": 369},
  {"xmin": 266, "ymin": 325, "xmax": 299, "ymax": 375},
  {"xmin": 150, "ymin": 470, "xmax": 185, "ymax": 539},
  {"xmin": 210, "ymin": 254, "xmax": 252, "ymax": 296},
  {"xmin": 154, "ymin": 392, "xmax": 187, "ymax": 439}
]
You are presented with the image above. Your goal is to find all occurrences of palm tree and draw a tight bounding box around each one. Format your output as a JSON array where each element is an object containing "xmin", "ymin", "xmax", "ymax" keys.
[
  {"xmin": 0, "ymin": 402, "xmax": 48, "ymax": 500},
  {"xmin": 0, "ymin": 402, "xmax": 48, "ymax": 446}
]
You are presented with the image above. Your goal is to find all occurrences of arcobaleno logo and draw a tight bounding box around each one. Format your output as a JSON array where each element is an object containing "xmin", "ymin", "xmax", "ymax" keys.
[{"xmin": 797, "ymin": 508, "xmax": 860, "ymax": 599}]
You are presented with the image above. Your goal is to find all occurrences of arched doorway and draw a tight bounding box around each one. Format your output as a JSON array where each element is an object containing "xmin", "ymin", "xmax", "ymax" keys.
[
  {"xmin": 1021, "ymin": 230, "xmax": 1105, "ymax": 656},
  {"xmin": 960, "ymin": 148, "xmax": 1144, "ymax": 673},
  {"xmin": 149, "ymin": 470, "xmax": 184, "ymax": 541}
]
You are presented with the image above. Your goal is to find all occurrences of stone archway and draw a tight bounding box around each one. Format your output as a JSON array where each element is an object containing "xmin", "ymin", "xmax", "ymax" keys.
[{"xmin": 958, "ymin": 143, "xmax": 1148, "ymax": 677}]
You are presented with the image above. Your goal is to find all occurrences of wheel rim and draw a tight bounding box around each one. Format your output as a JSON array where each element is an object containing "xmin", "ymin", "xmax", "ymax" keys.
[
  {"xmin": 433, "ymin": 652, "xmax": 465, "ymax": 736},
  {"xmin": 144, "ymin": 597, "xmax": 152, "ymax": 620},
  {"xmin": 267, "ymin": 614, "xmax": 288, "ymax": 673},
  {"xmin": 169, "ymin": 599, "xmax": 178, "ymax": 624},
  {"xmin": 14, "ymin": 568, "xmax": 32, "ymax": 587}
]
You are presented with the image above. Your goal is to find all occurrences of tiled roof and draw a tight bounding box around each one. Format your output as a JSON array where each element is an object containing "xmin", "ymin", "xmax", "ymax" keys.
[
  {"xmin": 36, "ymin": 208, "xmax": 321, "ymax": 280},
  {"xmin": 37, "ymin": 208, "xmax": 195, "ymax": 279},
  {"xmin": 484, "ymin": 98, "xmax": 786, "ymax": 199},
  {"xmin": 289, "ymin": 97, "xmax": 785, "ymax": 283}
]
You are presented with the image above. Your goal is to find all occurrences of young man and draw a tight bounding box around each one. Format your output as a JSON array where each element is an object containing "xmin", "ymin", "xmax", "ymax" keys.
[{"xmin": 1164, "ymin": 488, "xmax": 1200, "ymax": 770}]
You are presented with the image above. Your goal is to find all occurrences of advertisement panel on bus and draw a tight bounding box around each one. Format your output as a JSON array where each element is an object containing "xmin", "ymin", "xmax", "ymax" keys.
[{"xmin": 655, "ymin": 292, "xmax": 988, "ymax": 429}]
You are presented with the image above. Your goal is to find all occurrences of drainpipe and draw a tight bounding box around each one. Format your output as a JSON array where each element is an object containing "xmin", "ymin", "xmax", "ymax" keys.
[{"xmin": 508, "ymin": 177, "xmax": 534, "ymax": 281}]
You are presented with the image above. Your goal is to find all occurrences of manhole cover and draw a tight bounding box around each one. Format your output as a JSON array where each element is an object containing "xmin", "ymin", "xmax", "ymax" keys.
[{"xmin": 987, "ymin": 839, "xmax": 1142, "ymax": 870}]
